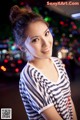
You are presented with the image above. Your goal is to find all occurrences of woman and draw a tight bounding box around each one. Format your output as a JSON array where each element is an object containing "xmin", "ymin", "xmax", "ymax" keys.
[{"xmin": 9, "ymin": 5, "xmax": 77, "ymax": 120}]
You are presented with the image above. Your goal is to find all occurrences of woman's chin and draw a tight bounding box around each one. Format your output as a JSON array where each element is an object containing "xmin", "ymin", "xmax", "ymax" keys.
[{"xmin": 42, "ymin": 53, "xmax": 52, "ymax": 59}]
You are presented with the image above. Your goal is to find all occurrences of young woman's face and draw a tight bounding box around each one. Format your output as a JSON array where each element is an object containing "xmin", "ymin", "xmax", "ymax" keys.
[{"xmin": 25, "ymin": 21, "xmax": 53, "ymax": 60}]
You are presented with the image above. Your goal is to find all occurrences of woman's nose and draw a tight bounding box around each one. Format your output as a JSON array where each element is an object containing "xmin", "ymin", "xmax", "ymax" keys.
[{"xmin": 41, "ymin": 37, "xmax": 49, "ymax": 46}]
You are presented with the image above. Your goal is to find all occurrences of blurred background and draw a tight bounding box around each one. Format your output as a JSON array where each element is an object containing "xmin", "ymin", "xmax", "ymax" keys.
[{"xmin": 0, "ymin": 0, "xmax": 80, "ymax": 120}]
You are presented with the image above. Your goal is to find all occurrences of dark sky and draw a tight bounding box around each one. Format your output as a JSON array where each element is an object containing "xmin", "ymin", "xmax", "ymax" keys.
[
  {"xmin": 0, "ymin": 0, "xmax": 40, "ymax": 25},
  {"xmin": 0, "ymin": 0, "xmax": 69, "ymax": 40},
  {"xmin": 0, "ymin": 0, "xmax": 69, "ymax": 25},
  {"xmin": 0, "ymin": 0, "xmax": 48, "ymax": 40},
  {"xmin": 0, "ymin": 0, "xmax": 21, "ymax": 25}
]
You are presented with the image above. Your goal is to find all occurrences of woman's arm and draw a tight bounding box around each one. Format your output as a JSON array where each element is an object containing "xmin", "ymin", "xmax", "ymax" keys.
[
  {"xmin": 70, "ymin": 97, "xmax": 78, "ymax": 120},
  {"xmin": 41, "ymin": 105, "xmax": 63, "ymax": 120}
]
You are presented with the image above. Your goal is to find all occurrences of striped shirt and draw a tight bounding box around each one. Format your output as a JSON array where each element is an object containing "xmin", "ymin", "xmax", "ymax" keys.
[{"xmin": 19, "ymin": 57, "xmax": 73, "ymax": 120}]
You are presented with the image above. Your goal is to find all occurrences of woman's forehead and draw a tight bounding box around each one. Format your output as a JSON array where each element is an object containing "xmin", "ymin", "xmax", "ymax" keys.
[{"xmin": 26, "ymin": 21, "xmax": 48, "ymax": 37}]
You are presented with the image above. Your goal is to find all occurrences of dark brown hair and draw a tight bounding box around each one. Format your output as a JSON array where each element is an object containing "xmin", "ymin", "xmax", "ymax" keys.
[{"xmin": 9, "ymin": 5, "xmax": 49, "ymax": 47}]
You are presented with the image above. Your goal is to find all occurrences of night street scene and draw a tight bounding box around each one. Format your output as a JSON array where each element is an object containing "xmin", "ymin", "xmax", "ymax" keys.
[{"xmin": 0, "ymin": 0, "xmax": 80, "ymax": 120}]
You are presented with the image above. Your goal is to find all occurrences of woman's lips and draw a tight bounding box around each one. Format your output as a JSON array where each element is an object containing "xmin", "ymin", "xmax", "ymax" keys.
[{"xmin": 42, "ymin": 48, "xmax": 51, "ymax": 53}]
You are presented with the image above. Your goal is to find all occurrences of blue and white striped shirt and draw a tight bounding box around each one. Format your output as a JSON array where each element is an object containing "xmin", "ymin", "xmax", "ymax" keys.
[{"xmin": 19, "ymin": 57, "xmax": 73, "ymax": 120}]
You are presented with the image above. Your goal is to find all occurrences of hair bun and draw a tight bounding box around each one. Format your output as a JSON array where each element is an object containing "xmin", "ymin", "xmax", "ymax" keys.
[
  {"xmin": 9, "ymin": 5, "xmax": 32, "ymax": 24},
  {"xmin": 21, "ymin": 5, "xmax": 32, "ymax": 13},
  {"xmin": 9, "ymin": 5, "xmax": 21, "ymax": 24}
]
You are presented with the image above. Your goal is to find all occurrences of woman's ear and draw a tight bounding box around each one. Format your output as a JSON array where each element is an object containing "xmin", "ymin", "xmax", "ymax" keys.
[
  {"xmin": 16, "ymin": 44, "xmax": 24, "ymax": 51},
  {"xmin": 17, "ymin": 45, "xmax": 27, "ymax": 52},
  {"xmin": 18, "ymin": 46, "xmax": 23, "ymax": 51},
  {"xmin": 16, "ymin": 45, "xmax": 22, "ymax": 51}
]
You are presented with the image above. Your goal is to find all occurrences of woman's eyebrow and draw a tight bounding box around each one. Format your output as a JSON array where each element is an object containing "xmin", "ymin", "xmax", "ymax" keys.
[
  {"xmin": 30, "ymin": 36, "xmax": 39, "ymax": 40},
  {"xmin": 44, "ymin": 28, "xmax": 49, "ymax": 33},
  {"xmin": 30, "ymin": 28, "xmax": 49, "ymax": 40}
]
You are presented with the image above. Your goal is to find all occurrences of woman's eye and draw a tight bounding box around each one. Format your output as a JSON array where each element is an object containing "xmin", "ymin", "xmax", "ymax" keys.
[
  {"xmin": 45, "ymin": 30, "xmax": 50, "ymax": 36},
  {"xmin": 32, "ymin": 38, "xmax": 39, "ymax": 43}
]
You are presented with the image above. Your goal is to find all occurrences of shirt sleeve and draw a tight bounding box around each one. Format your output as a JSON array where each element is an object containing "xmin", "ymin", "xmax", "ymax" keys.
[
  {"xmin": 58, "ymin": 58, "xmax": 69, "ymax": 78},
  {"xmin": 58, "ymin": 58, "xmax": 71, "ymax": 96},
  {"xmin": 19, "ymin": 71, "xmax": 54, "ymax": 114},
  {"xmin": 19, "ymin": 79, "xmax": 34, "ymax": 114}
]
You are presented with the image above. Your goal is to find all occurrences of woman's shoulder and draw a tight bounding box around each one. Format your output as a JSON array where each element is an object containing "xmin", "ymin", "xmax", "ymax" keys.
[
  {"xmin": 51, "ymin": 56, "xmax": 58, "ymax": 60},
  {"xmin": 51, "ymin": 57, "xmax": 64, "ymax": 68},
  {"xmin": 51, "ymin": 57, "xmax": 62, "ymax": 63},
  {"xmin": 20, "ymin": 63, "xmax": 30, "ymax": 80},
  {"xmin": 20, "ymin": 63, "xmax": 27, "ymax": 74},
  {"xmin": 20, "ymin": 62, "xmax": 39, "ymax": 82}
]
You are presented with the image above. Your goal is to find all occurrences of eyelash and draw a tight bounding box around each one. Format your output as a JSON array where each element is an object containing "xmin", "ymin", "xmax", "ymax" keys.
[
  {"xmin": 32, "ymin": 38, "xmax": 39, "ymax": 43},
  {"xmin": 32, "ymin": 30, "xmax": 50, "ymax": 43},
  {"xmin": 45, "ymin": 30, "xmax": 50, "ymax": 36}
]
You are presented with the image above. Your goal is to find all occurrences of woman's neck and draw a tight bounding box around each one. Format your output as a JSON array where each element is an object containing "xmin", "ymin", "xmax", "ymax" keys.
[{"xmin": 29, "ymin": 57, "xmax": 52, "ymax": 69}]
